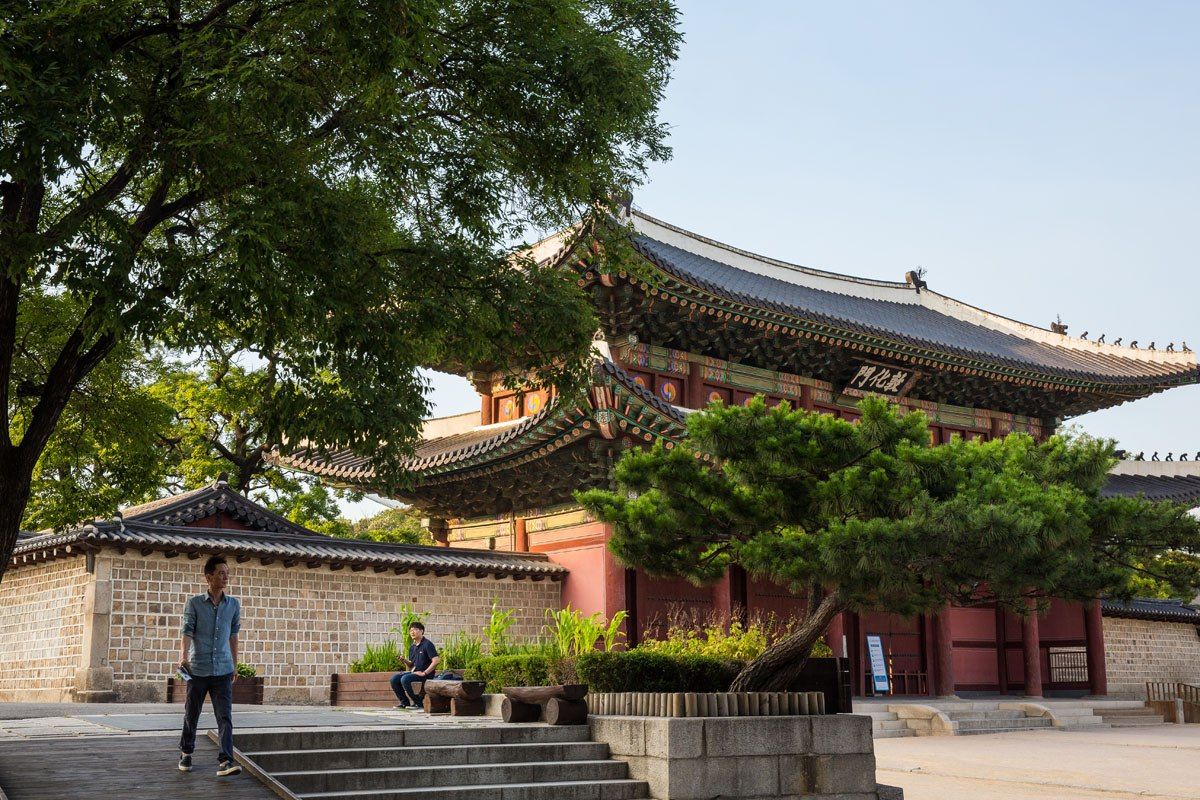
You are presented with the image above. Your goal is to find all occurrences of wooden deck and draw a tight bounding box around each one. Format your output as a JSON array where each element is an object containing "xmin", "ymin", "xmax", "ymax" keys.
[{"xmin": 0, "ymin": 733, "xmax": 275, "ymax": 800}]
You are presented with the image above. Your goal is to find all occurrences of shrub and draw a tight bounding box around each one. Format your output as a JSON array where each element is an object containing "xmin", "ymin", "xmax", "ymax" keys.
[
  {"xmin": 575, "ymin": 650, "xmax": 741, "ymax": 693},
  {"xmin": 439, "ymin": 632, "xmax": 484, "ymax": 671},
  {"xmin": 349, "ymin": 640, "xmax": 404, "ymax": 673},
  {"xmin": 466, "ymin": 654, "xmax": 548, "ymax": 692},
  {"xmin": 639, "ymin": 619, "xmax": 768, "ymax": 661},
  {"xmin": 235, "ymin": 662, "xmax": 258, "ymax": 678}
]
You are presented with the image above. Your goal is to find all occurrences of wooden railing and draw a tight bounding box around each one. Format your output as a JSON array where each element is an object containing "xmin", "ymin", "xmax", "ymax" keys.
[{"xmin": 1146, "ymin": 682, "xmax": 1200, "ymax": 724}]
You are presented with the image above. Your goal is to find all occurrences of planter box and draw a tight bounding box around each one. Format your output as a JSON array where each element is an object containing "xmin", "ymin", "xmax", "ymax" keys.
[
  {"xmin": 167, "ymin": 676, "xmax": 264, "ymax": 705},
  {"xmin": 330, "ymin": 669, "xmax": 467, "ymax": 707},
  {"xmin": 331, "ymin": 672, "xmax": 405, "ymax": 707}
]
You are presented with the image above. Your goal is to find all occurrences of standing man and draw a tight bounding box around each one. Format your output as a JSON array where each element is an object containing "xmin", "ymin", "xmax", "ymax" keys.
[
  {"xmin": 390, "ymin": 621, "xmax": 439, "ymax": 710},
  {"xmin": 178, "ymin": 554, "xmax": 242, "ymax": 777}
]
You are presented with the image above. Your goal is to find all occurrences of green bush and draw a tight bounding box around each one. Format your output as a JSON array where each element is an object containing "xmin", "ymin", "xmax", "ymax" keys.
[
  {"xmin": 349, "ymin": 640, "xmax": 404, "ymax": 673},
  {"xmin": 235, "ymin": 662, "xmax": 258, "ymax": 678},
  {"xmin": 466, "ymin": 654, "xmax": 548, "ymax": 692},
  {"xmin": 465, "ymin": 654, "xmax": 578, "ymax": 692},
  {"xmin": 575, "ymin": 650, "xmax": 741, "ymax": 692}
]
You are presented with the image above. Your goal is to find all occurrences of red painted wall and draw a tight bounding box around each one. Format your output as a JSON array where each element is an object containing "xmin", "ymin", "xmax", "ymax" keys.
[
  {"xmin": 548, "ymin": 544, "xmax": 608, "ymax": 618},
  {"xmin": 746, "ymin": 576, "xmax": 807, "ymax": 624}
]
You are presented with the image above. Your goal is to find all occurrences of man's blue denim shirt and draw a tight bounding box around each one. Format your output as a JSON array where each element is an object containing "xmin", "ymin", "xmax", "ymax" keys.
[{"xmin": 181, "ymin": 593, "xmax": 241, "ymax": 677}]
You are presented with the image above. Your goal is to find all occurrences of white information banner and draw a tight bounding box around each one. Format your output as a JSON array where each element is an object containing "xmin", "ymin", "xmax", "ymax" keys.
[{"xmin": 866, "ymin": 635, "xmax": 890, "ymax": 694}]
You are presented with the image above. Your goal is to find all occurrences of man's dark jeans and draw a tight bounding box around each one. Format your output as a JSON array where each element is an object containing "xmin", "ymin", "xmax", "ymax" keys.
[
  {"xmin": 179, "ymin": 672, "xmax": 234, "ymax": 762},
  {"xmin": 390, "ymin": 671, "xmax": 426, "ymax": 706}
]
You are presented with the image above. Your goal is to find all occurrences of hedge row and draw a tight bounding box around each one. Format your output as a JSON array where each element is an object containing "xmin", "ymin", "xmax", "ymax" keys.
[
  {"xmin": 576, "ymin": 651, "xmax": 741, "ymax": 692},
  {"xmin": 465, "ymin": 651, "xmax": 741, "ymax": 693}
]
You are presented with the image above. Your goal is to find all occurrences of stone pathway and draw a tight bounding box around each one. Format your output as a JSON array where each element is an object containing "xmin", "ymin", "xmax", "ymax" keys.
[
  {"xmin": 0, "ymin": 702, "xmax": 478, "ymax": 800},
  {"xmin": 875, "ymin": 723, "xmax": 1200, "ymax": 799}
]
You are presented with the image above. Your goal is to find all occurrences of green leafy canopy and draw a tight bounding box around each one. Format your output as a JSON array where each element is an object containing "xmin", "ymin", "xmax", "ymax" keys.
[{"xmin": 0, "ymin": 0, "xmax": 682, "ymax": 576}]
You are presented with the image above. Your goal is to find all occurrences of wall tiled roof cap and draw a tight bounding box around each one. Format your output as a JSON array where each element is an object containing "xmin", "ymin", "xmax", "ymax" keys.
[
  {"xmin": 12, "ymin": 520, "xmax": 565, "ymax": 580},
  {"xmin": 1101, "ymin": 597, "xmax": 1200, "ymax": 623}
]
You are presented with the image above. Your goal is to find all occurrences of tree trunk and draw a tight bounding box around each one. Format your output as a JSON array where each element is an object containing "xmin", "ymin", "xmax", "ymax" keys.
[
  {"xmin": 729, "ymin": 591, "xmax": 848, "ymax": 692},
  {"xmin": 0, "ymin": 460, "xmax": 35, "ymax": 586}
]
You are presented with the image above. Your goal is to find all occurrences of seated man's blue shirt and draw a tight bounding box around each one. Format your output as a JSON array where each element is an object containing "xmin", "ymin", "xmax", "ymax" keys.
[
  {"xmin": 408, "ymin": 638, "xmax": 438, "ymax": 673},
  {"xmin": 181, "ymin": 593, "xmax": 241, "ymax": 677}
]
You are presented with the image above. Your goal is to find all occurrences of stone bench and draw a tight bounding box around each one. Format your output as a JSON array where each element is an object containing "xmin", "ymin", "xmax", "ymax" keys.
[{"xmin": 501, "ymin": 684, "xmax": 589, "ymax": 725}]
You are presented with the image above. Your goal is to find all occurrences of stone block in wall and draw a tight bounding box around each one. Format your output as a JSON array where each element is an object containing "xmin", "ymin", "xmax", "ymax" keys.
[
  {"xmin": 703, "ymin": 716, "xmax": 813, "ymax": 757},
  {"xmin": 589, "ymin": 715, "xmax": 878, "ymax": 800}
]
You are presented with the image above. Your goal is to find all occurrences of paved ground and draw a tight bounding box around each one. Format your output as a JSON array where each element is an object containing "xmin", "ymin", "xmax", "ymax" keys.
[
  {"xmin": 875, "ymin": 724, "xmax": 1200, "ymax": 800},
  {"xmin": 0, "ymin": 703, "xmax": 472, "ymax": 800}
]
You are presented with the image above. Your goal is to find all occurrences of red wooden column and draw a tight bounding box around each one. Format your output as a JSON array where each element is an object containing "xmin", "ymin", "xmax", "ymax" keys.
[
  {"xmin": 474, "ymin": 377, "xmax": 494, "ymax": 426},
  {"xmin": 933, "ymin": 608, "xmax": 956, "ymax": 696},
  {"xmin": 1021, "ymin": 600, "xmax": 1043, "ymax": 697},
  {"xmin": 514, "ymin": 516, "xmax": 528, "ymax": 552},
  {"xmin": 1084, "ymin": 601, "xmax": 1108, "ymax": 696},
  {"xmin": 826, "ymin": 612, "xmax": 846, "ymax": 658},
  {"xmin": 685, "ymin": 362, "xmax": 707, "ymax": 409}
]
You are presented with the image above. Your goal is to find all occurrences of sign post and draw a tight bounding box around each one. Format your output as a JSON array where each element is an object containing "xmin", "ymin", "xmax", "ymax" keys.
[{"xmin": 866, "ymin": 635, "xmax": 890, "ymax": 695}]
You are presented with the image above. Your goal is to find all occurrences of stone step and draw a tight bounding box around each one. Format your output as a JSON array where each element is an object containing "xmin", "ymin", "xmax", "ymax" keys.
[
  {"xmin": 237, "ymin": 725, "xmax": 590, "ymax": 753},
  {"xmin": 863, "ymin": 711, "xmax": 900, "ymax": 722},
  {"xmin": 945, "ymin": 711, "xmax": 1026, "ymax": 721},
  {"xmin": 1104, "ymin": 716, "xmax": 1164, "ymax": 727},
  {"xmin": 873, "ymin": 728, "xmax": 915, "ymax": 739},
  {"xmin": 277, "ymin": 760, "xmax": 628, "ymax": 795},
  {"xmin": 874, "ymin": 720, "xmax": 909, "ymax": 731},
  {"xmin": 956, "ymin": 725, "xmax": 1053, "ymax": 736},
  {"xmin": 294, "ymin": 778, "xmax": 650, "ymax": 800},
  {"xmin": 1099, "ymin": 707, "xmax": 1159, "ymax": 717},
  {"xmin": 954, "ymin": 718, "xmax": 1053, "ymax": 732},
  {"xmin": 248, "ymin": 741, "xmax": 612, "ymax": 772}
]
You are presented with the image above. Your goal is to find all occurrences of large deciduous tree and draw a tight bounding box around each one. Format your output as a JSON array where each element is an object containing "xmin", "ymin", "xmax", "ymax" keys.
[
  {"xmin": 0, "ymin": 0, "xmax": 681, "ymax": 581},
  {"xmin": 578, "ymin": 397, "xmax": 1200, "ymax": 691}
]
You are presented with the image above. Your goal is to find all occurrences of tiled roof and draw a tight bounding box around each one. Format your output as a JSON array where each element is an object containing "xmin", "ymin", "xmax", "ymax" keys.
[
  {"xmin": 275, "ymin": 358, "xmax": 683, "ymax": 486},
  {"xmin": 118, "ymin": 481, "xmax": 313, "ymax": 536},
  {"xmin": 630, "ymin": 218, "xmax": 1198, "ymax": 388},
  {"xmin": 1101, "ymin": 598, "xmax": 1200, "ymax": 623},
  {"xmin": 11, "ymin": 520, "xmax": 565, "ymax": 580},
  {"xmin": 1102, "ymin": 474, "xmax": 1200, "ymax": 506}
]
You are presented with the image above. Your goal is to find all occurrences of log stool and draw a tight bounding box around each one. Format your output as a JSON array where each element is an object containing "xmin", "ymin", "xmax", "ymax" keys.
[
  {"xmin": 422, "ymin": 679, "xmax": 486, "ymax": 715},
  {"xmin": 501, "ymin": 684, "xmax": 589, "ymax": 725}
]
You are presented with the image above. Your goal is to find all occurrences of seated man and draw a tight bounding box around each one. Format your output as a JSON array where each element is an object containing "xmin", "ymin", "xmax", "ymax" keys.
[{"xmin": 390, "ymin": 621, "xmax": 439, "ymax": 710}]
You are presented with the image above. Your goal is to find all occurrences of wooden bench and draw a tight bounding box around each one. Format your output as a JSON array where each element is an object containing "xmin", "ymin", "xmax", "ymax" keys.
[
  {"xmin": 501, "ymin": 684, "xmax": 589, "ymax": 725},
  {"xmin": 422, "ymin": 679, "xmax": 486, "ymax": 715}
]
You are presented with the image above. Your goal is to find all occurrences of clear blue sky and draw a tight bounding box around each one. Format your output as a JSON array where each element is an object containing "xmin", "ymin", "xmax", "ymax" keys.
[{"xmin": 346, "ymin": 1, "xmax": 1200, "ymax": 517}]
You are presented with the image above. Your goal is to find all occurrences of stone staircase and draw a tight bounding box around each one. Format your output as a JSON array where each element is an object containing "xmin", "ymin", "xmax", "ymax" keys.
[
  {"xmin": 232, "ymin": 724, "xmax": 650, "ymax": 800},
  {"xmin": 1098, "ymin": 707, "xmax": 1166, "ymax": 727},
  {"xmin": 942, "ymin": 709, "xmax": 1052, "ymax": 735},
  {"xmin": 864, "ymin": 698, "xmax": 1160, "ymax": 738},
  {"xmin": 865, "ymin": 710, "xmax": 915, "ymax": 739}
]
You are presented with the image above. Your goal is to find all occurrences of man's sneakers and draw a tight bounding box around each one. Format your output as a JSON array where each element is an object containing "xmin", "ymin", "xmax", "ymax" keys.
[
  {"xmin": 179, "ymin": 751, "xmax": 239, "ymax": 777},
  {"xmin": 393, "ymin": 701, "xmax": 410, "ymax": 709}
]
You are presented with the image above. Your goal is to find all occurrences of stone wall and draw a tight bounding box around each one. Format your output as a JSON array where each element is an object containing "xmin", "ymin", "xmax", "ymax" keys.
[
  {"xmin": 102, "ymin": 551, "xmax": 561, "ymax": 703},
  {"xmin": 1103, "ymin": 616, "xmax": 1200, "ymax": 697},
  {"xmin": 589, "ymin": 714, "xmax": 878, "ymax": 800},
  {"xmin": 0, "ymin": 557, "xmax": 92, "ymax": 702}
]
